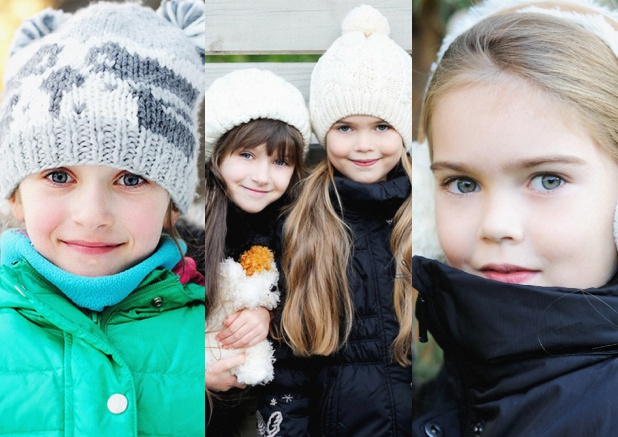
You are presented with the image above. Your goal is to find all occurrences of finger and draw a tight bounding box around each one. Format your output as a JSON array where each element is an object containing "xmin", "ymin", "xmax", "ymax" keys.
[
  {"xmin": 222, "ymin": 310, "xmax": 243, "ymax": 328},
  {"xmin": 216, "ymin": 312, "xmax": 250, "ymax": 342},
  {"xmin": 242, "ymin": 331, "xmax": 267, "ymax": 348},
  {"xmin": 216, "ymin": 321, "xmax": 246, "ymax": 343},
  {"xmin": 220, "ymin": 352, "xmax": 246, "ymax": 370},
  {"xmin": 218, "ymin": 322, "xmax": 250, "ymax": 346}
]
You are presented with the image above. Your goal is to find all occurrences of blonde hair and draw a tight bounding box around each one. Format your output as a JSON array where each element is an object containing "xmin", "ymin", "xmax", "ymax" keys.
[
  {"xmin": 422, "ymin": 13, "xmax": 618, "ymax": 160},
  {"xmin": 281, "ymin": 150, "xmax": 412, "ymax": 366}
]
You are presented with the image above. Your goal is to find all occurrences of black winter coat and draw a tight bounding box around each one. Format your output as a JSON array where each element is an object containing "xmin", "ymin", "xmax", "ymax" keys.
[
  {"xmin": 257, "ymin": 169, "xmax": 412, "ymax": 437},
  {"xmin": 414, "ymin": 256, "xmax": 618, "ymax": 437},
  {"xmin": 207, "ymin": 200, "xmax": 284, "ymax": 437}
]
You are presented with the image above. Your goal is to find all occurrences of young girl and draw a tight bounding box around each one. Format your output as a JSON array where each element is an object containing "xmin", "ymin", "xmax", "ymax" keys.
[
  {"xmin": 257, "ymin": 5, "xmax": 412, "ymax": 436},
  {"xmin": 413, "ymin": 0, "xmax": 618, "ymax": 435},
  {"xmin": 204, "ymin": 68, "xmax": 311, "ymax": 435},
  {"xmin": 0, "ymin": 1, "xmax": 205, "ymax": 434}
]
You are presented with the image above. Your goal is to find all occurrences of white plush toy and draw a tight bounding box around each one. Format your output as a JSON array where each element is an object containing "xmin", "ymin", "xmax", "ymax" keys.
[{"xmin": 206, "ymin": 245, "xmax": 280, "ymax": 385}]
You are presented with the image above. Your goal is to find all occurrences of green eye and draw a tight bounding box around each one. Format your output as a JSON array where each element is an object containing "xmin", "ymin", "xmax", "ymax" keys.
[
  {"xmin": 530, "ymin": 174, "xmax": 563, "ymax": 191},
  {"xmin": 445, "ymin": 178, "xmax": 478, "ymax": 194}
]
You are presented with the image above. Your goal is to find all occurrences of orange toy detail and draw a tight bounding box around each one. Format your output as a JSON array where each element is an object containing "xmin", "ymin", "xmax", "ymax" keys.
[{"xmin": 239, "ymin": 246, "xmax": 274, "ymax": 276}]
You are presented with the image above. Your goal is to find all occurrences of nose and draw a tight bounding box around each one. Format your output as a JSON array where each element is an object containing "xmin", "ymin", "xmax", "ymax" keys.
[
  {"xmin": 251, "ymin": 158, "xmax": 271, "ymax": 185},
  {"xmin": 70, "ymin": 183, "xmax": 114, "ymax": 230},
  {"xmin": 478, "ymin": 190, "xmax": 524, "ymax": 244},
  {"xmin": 353, "ymin": 131, "xmax": 375, "ymax": 152}
]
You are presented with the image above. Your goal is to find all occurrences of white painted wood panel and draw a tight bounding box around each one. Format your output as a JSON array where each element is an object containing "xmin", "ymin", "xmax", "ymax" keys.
[{"xmin": 205, "ymin": 0, "xmax": 412, "ymax": 54}]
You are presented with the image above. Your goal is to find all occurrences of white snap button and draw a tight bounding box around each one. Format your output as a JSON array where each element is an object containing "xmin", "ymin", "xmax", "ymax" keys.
[{"xmin": 107, "ymin": 393, "xmax": 128, "ymax": 414}]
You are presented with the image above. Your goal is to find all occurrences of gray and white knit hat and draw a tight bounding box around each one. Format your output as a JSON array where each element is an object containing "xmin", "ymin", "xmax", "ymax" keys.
[
  {"xmin": 204, "ymin": 68, "xmax": 311, "ymax": 160},
  {"xmin": 310, "ymin": 4, "xmax": 412, "ymax": 151},
  {"xmin": 0, "ymin": 0, "xmax": 206, "ymax": 213}
]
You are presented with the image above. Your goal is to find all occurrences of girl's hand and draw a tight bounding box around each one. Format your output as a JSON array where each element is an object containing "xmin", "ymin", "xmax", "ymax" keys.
[
  {"xmin": 206, "ymin": 353, "xmax": 247, "ymax": 392},
  {"xmin": 216, "ymin": 307, "xmax": 270, "ymax": 349}
]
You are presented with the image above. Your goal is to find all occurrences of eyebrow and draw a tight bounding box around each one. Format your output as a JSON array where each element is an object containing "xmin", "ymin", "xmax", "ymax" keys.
[{"xmin": 430, "ymin": 155, "xmax": 586, "ymax": 173}]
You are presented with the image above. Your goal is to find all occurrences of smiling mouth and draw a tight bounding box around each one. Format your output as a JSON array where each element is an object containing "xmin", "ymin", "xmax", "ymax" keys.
[
  {"xmin": 242, "ymin": 186, "xmax": 270, "ymax": 195},
  {"xmin": 62, "ymin": 240, "xmax": 123, "ymax": 255},
  {"xmin": 479, "ymin": 264, "xmax": 540, "ymax": 284},
  {"xmin": 352, "ymin": 159, "xmax": 379, "ymax": 167}
]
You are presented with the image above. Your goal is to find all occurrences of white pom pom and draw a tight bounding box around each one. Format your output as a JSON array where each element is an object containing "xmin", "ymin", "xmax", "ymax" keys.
[
  {"xmin": 341, "ymin": 4, "xmax": 390, "ymax": 37},
  {"xmin": 158, "ymin": 0, "xmax": 205, "ymax": 56},
  {"xmin": 10, "ymin": 8, "xmax": 70, "ymax": 56}
]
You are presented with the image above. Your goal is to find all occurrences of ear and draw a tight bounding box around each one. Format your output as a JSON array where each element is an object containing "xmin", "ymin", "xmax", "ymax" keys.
[{"xmin": 8, "ymin": 190, "xmax": 25, "ymax": 223}]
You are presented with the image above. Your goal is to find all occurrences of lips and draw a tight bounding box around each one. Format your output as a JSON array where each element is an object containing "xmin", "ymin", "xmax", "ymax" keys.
[
  {"xmin": 352, "ymin": 159, "xmax": 379, "ymax": 167},
  {"xmin": 479, "ymin": 264, "xmax": 540, "ymax": 284},
  {"xmin": 242, "ymin": 186, "xmax": 270, "ymax": 196},
  {"xmin": 62, "ymin": 240, "xmax": 123, "ymax": 255}
]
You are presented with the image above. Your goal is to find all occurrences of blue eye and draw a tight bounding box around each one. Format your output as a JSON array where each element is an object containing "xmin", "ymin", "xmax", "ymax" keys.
[
  {"xmin": 118, "ymin": 173, "xmax": 144, "ymax": 187},
  {"xmin": 274, "ymin": 159, "xmax": 288, "ymax": 166},
  {"xmin": 337, "ymin": 125, "xmax": 352, "ymax": 132},
  {"xmin": 376, "ymin": 124, "xmax": 390, "ymax": 132},
  {"xmin": 530, "ymin": 174, "xmax": 564, "ymax": 191},
  {"xmin": 445, "ymin": 178, "xmax": 479, "ymax": 194},
  {"xmin": 46, "ymin": 171, "xmax": 72, "ymax": 184}
]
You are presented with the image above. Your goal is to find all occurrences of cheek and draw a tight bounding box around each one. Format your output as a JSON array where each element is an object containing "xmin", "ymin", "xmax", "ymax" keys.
[
  {"xmin": 122, "ymin": 194, "xmax": 169, "ymax": 241},
  {"xmin": 325, "ymin": 133, "xmax": 348, "ymax": 159},
  {"xmin": 273, "ymin": 167, "xmax": 295, "ymax": 193},
  {"xmin": 21, "ymin": 196, "xmax": 65, "ymax": 235},
  {"xmin": 435, "ymin": 197, "xmax": 474, "ymax": 267}
]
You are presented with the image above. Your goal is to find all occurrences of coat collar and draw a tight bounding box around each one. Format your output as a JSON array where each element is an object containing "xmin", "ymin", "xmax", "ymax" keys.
[
  {"xmin": 414, "ymin": 255, "xmax": 618, "ymax": 364},
  {"xmin": 330, "ymin": 166, "xmax": 410, "ymax": 218}
]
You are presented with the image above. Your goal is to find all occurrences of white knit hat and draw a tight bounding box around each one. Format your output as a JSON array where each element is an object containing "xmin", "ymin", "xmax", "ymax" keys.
[
  {"xmin": 204, "ymin": 68, "xmax": 311, "ymax": 160},
  {"xmin": 310, "ymin": 4, "xmax": 412, "ymax": 151},
  {"xmin": 0, "ymin": 0, "xmax": 206, "ymax": 213}
]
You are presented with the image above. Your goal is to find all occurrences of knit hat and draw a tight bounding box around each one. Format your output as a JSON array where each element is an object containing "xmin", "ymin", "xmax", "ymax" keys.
[
  {"xmin": 412, "ymin": 0, "xmax": 618, "ymax": 261},
  {"xmin": 204, "ymin": 68, "xmax": 311, "ymax": 160},
  {"xmin": 309, "ymin": 4, "xmax": 412, "ymax": 151},
  {"xmin": 0, "ymin": 0, "xmax": 206, "ymax": 213}
]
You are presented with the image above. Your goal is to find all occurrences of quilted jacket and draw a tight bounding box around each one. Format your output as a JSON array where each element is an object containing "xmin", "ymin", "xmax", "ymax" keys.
[
  {"xmin": 414, "ymin": 256, "xmax": 618, "ymax": 437},
  {"xmin": 0, "ymin": 260, "xmax": 205, "ymax": 436},
  {"xmin": 257, "ymin": 169, "xmax": 412, "ymax": 437}
]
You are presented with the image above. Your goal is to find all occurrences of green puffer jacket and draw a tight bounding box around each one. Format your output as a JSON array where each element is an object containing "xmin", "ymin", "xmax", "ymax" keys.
[{"xmin": 0, "ymin": 260, "xmax": 205, "ymax": 436}]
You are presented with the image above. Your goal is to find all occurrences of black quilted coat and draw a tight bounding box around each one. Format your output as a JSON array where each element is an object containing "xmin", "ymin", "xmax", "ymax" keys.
[
  {"xmin": 414, "ymin": 256, "xmax": 618, "ymax": 437},
  {"xmin": 257, "ymin": 168, "xmax": 412, "ymax": 437},
  {"xmin": 207, "ymin": 199, "xmax": 285, "ymax": 437}
]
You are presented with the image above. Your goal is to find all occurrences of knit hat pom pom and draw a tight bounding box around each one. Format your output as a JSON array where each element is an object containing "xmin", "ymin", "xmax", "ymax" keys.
[
  {"xmin": 158, "ymin": 0, "xmax": 205, "ymax": 58},
  {"xmin": 9, "ymin": 8, "xmax": 70, "ymax": 56},
  {"xmin": 341, "ymin": 4, "xmax": 390, "ymax": 37}
]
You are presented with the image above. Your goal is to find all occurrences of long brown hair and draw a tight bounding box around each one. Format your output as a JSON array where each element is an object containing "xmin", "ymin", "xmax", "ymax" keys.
[
  {"xmin": 205, "ymin": 118, "xmax": 306, "ymax": 417},
  {"xmin": 205, "ymin": 118, "xmax": 306, "ymax": 313},
  {"xmin": 281, "ymin": 149, "xmax": 412, "ymax": 366}
]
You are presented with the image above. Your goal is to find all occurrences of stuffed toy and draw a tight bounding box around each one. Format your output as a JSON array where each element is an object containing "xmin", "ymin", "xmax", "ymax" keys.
[{"xmin": 206, "ymin": 245, "xmax": 280, "ymax": 385}]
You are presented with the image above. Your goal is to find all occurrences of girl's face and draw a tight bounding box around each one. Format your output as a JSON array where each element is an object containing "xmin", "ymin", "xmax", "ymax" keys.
[
  {"xmin": 10, "ymin": 165, "xmax": 172, "ymax": 277},
  {"xmin": 325, "ymin": 115, "xmax": 403, "ymax": 184},
  {"xmin": 431, "ymin": 80, "xmax": 618, "ymax": 288},
  {"xmin": 219, "ymin": 143, "xmax": 295, "ymax": 213}
]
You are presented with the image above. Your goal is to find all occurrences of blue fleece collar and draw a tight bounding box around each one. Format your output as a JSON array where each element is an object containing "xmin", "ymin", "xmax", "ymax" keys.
[{"xmin": 0, "ymin": 230, "xmax": 185, "ymax": 311}]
